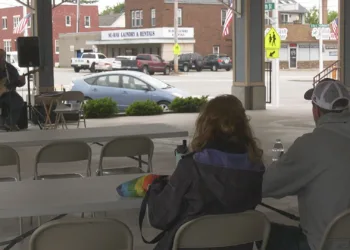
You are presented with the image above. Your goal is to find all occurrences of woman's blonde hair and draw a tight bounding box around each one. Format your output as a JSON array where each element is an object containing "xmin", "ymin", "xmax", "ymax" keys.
[{"xmin": 191, "ymin": 95, "xmax": 263, "ymax": 163}]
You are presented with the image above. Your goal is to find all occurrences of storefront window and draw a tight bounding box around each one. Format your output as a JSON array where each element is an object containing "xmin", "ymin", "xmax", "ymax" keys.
[{"xmin": 131, "ymin": 10, "xmax": 143, "ymax": 28}]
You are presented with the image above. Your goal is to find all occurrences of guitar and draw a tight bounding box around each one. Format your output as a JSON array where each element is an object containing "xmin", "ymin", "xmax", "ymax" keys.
[{"xmin": 0, "ymin": 69, "xmax": 39, "ymax": 96}]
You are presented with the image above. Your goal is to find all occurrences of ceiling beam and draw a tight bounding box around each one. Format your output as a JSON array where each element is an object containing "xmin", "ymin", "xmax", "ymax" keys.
[{"xmin": 13, "ymin": 0, "xmax": 35, "ymax": 10}]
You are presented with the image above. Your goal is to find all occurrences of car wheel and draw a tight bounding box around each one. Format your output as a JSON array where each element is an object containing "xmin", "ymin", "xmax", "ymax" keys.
[
  {"xmin": 143, "ymin": 66, "xmax": 149, "ymax": 74},
  {"xmin": 164, "ymin": 67, "xmax": 170, "ymax": 75},
  {"xmin": 90, "ymin": 63, "xmax": 96, "ymax": 72},
  {"xmin": 226, "ymin": 67, "xmax": 231, "ymax": 71},
  {"xmin": 212, "ymin": 65, "xmax": 218, "ymax": 71},
  {"xmin": 74, "ymin": 67, "xmax": 80, "ymax": 73},
  {"xmin": 158, "ymin": 101, "xmax": 171, "ymax": 112},
  {"xmin": 183, "ymin": 64, "xmax": 189, "ymax": 72}
]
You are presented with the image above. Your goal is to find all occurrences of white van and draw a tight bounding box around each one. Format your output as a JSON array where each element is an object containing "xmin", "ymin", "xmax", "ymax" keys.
[{"xmin": 5, "ymin": 51, "xmax": 31, "ymax": 76}]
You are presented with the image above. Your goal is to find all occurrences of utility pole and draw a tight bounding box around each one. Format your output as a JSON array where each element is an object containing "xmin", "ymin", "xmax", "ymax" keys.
[
  {"xmin": 76, "ymin": 0, "xmax": 80, "ymax": 33},
  {"xmin": 319, "ymin": 0, "xmax": 323, "ymax": 72},
  {"xmin": 272, "ymin": 0, "xmax": 280, "ymax": 107},
  {"xmin": 173, "ymin": 0, "xmax": 179, "ymax": 73}
]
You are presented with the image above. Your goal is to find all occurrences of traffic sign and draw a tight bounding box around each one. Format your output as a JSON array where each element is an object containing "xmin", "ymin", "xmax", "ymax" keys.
[
  {"xmin": 266, "ymin": 49, "xmax": 280, "ymax": 59},
  {"xmin": 265, "ymin": 27, "xmax": 281, "ymax": 49},
  {"xmin": 310, "ymin": 24, "xmax": 329, "ymax": 28},
  {"xmin": 265, "ymin": 3, "xmax": 275, "ymax": 10},
  {"xmin": 173, "ymin": 43, "xmax": 181, "ymax": 55}
]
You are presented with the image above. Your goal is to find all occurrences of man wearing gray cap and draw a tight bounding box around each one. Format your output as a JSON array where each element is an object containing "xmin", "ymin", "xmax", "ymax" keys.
[{"xmin": 262, "ymin": 78, "xmax": 350, "ymax": 250}]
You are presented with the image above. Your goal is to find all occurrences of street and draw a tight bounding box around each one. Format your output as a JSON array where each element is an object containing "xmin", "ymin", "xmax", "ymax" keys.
[{"xmin": 16, "ymin": 68, "xmax": 318, "ymax": 110}]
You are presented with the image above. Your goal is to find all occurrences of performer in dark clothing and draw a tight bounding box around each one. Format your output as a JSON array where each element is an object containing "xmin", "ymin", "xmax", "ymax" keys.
[{"xmin": 0, "ymin": 49, "xmax": 25, "ymax": 131}]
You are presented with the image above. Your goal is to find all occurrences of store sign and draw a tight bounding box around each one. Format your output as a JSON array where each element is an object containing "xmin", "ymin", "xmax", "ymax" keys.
[
  {"xmin": 101, "ymin": 27, "xmax": 194, "ymax": 40},
  {"xmin": 265, "ymin": 28, "xmax": 288, "ymax": 40},
  {"xmin": 311, "ymin": 27, "xmax": 337, "ymax": 40}
]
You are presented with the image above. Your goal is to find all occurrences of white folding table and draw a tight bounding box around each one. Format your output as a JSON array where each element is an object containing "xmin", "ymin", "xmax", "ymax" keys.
[
  {"xmin": 0, "ymin": 175, "xmax": 143, "ymax": 219},
  {"xmin": 0, "ymin": 123, "xmax": 189, "ymax": 147}
]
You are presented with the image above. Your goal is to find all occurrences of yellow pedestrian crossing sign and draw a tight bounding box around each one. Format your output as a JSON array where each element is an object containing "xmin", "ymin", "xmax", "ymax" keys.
[
  {"xmin": 266, "ymin": 49, "xmax": 279, "ymax": 59},
  {"xmin": 173, "ymin": 43, "xmax": 181, "ymax": 55},
  {"xmin": 265, "ymin": 27, "xmax": 281, "ymax": 49}
]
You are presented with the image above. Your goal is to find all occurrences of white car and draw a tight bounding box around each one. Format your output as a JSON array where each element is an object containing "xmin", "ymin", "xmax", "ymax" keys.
[
  {"xmin": 112, "ymin": 56, "xmax": 137, "ymax": 70},
  {"xmin": 95, "ymin": 58, "xmax": 114, "ymax": 72},
  {"xmin": 6, "ymin": 51, "xmax": 32, "ymax": 76}
]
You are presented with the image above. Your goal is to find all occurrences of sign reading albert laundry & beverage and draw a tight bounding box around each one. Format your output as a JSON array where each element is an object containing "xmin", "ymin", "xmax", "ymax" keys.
[{"xmin": 101, "ymin": 27, "xmax": 194, "ymax": 41}]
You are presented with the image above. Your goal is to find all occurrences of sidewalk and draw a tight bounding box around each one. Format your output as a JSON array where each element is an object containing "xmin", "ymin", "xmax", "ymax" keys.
[{"xmin": 0, "ymin": 107, "xmax": 313, "ymax": 249}]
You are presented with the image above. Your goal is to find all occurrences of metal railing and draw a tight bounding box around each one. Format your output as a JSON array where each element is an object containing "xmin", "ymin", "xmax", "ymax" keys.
[
  {"xmin": 265, "ymin": 61, "xmax": 272, "ymax": 103},
  {"xmin": 313, "ymin": 60, "xmax": 340, "ymax": 87}
]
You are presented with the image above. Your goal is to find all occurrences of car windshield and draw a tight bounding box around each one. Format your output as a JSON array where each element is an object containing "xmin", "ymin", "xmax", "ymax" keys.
[{"xmin": 138, "ymin": 74, "xmax": 171, "ymax": 89}]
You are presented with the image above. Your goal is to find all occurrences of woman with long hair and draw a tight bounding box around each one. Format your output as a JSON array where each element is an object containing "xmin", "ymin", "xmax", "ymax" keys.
[{"xmin": 147, "ymin": 95, "xmax": 265, "ymax": 250}]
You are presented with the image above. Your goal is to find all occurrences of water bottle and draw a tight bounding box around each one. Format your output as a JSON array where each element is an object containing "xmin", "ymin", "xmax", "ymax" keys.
[
  {"xmin": 175, "ymin": 140, "xmax": 188, "ymax": 166},
  {"xmin": 272, "ymin": 139, "xmax": 284, "ymax": 162}
]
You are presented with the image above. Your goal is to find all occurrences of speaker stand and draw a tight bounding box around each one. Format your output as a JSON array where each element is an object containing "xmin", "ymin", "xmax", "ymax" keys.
[{"xmin": 26, "ymin": 68, "xmax": 43, "ymax": 130}]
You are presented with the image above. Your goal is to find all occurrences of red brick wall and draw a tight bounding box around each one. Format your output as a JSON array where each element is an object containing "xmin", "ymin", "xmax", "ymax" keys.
[
  {"xmin": 125, "ymin": 0, "xmax": 232, "ymax": 57},
  {"xmin": 0, "ymin": 4, "xmax": 107, "ymax": 63}
]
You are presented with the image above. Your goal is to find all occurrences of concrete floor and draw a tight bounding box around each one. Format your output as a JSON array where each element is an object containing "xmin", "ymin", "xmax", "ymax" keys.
[{"xmin": 0, "ymin": 69, "xmax": 316, "ymax": 249}]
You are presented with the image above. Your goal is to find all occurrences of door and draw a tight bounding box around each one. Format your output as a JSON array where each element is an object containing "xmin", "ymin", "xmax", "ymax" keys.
[
  {"xmin": 150, "ymin": 55, "xmax": 162, "ymax": 72},
  {"xmin": 87, "ymin": 74, "xmax": 125, "ymax": 110},
  {"xmin": 120, "ymin": 75, "xmax": 151, "ymax": 107},
  {"xmin": 202, "ymin": 56, "xmax": 210, "ymax": 69},
  {"xmin": 289, "ymin": 47, "xmax": 297, "ymax": 69}
]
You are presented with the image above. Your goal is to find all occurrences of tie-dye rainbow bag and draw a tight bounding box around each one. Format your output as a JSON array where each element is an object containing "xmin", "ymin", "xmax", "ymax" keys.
[{"xmin": 116, "ymin": 174, "xmax": 166, "ymax": 197}]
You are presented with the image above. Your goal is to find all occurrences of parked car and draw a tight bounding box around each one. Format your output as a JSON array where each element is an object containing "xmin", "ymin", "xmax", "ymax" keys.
[
  {"xmin": 71, "ymin": 52, "xmax": 108, "ymax": 73},
  {"xmin": 71, "ymin": 71, "xmax": 189, "ymax": 112},
  {"xmin": 169, "ymin": 53, "xmax": 204, "ymax": 72},
  {"xmin": 134, "ymin": 54, "xmax": 171, "ymax": 75},
  {"xmin": 202, "ymin": 54, "xmax": 232, "ymax": 71},
  {"xmin": 112, "ymin": 56, "xmax": 138, "ymax": 70},
  {"xmin": 95, "ymin": 58, "xmax": 115, "ymax": 72},
  {"xmin": 5, "ymin": 51, "xmax": 32, "ymax": 77}
]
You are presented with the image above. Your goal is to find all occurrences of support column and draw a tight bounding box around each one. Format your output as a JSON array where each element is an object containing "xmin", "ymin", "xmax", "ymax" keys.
[
  {"xmin": 35, "ymin": 0, "xmax": 54, "ymax": 93},
  {"xmin": 339, "ymin": 0, "xmax": 350, "ymax": 88},
  {"xmin": 231, "ymin": 0, "xmax": 265, "ymax": 110}
]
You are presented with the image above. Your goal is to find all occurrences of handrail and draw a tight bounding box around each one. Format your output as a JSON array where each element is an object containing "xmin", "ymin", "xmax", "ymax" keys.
[{"xmin": 313, "ymin": 60, "xmax": 340, "ymax": 87}]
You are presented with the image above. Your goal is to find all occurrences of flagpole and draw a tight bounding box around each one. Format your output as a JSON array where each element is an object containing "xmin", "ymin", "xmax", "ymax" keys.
[{"xmin": 23, "ymin": 5, "xmax": 28, "ymax": 37}]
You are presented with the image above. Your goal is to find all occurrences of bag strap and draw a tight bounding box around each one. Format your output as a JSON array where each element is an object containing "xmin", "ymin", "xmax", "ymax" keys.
[
  {"xmin": 139, "ymin": 186, "xmax": 167, "ymax": 244},
  {"xmin": 260, "ymin": 202, "xmax": 300, "ymax": 221}
]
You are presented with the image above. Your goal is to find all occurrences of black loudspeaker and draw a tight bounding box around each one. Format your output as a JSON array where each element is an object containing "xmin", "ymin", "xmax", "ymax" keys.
[{"xmin": 17, "ymin": 36, "xmax": 40, "ymax": 67}]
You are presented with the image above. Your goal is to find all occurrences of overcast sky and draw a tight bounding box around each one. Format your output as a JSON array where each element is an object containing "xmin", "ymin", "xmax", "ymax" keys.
[{"xmin": 0, "ymin": 0, "xmax": 338, "ymax": 12}]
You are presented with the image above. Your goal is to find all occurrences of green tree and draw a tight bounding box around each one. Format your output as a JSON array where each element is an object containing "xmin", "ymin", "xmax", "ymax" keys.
[
  {"xmin": 306, "ymin": 6, "xmax": 319, "ymax": 24},
  {"xmin": 306, "ymin": 6, "xmax": 338, "ymax": 24},
  {"xmin": 327, "ymin": 10, "xmax": 338, "ymax": 23},
  {"xmin": 101, "ymin": 3, "xmax": 125, "ymax": 15}
]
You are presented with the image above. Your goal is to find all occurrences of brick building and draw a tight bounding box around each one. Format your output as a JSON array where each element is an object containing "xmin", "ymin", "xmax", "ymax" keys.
[
  {"xmin": 0, "ymin": 3, "xmax": 104, "ymax": 63},
  {"xmin": 123, "ymin": 0, "xmax": 233, "ymax": 56}
]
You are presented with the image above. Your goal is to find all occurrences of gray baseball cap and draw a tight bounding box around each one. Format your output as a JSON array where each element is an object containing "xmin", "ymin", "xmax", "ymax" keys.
[{"xmin": 304, "ymin": 79, "xmax": 350, "ymax": 111}]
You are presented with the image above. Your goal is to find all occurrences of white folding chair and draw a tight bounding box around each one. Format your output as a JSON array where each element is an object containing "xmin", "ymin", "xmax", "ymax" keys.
[
  {"xmin": 319, "ymin": 209, "xmax": 350, "ymax": 250},
  {"xmin": 34, "ymin": 141, "xmax": 92, "ymax": 225},
  {"xmin": 29, "ymin": 218, "xmax": 133, "ymax": 250},
  {"xmin": 34, "ymin": 140, "xmax": 92, "ymax": 180},
  {"xmin": 0, "ymin": 145, "xmax": 23, "ymax": 235},
  {"xmin": 54, "ymin": 91, "xmax": 86, "ymax": 129},
  {"xmin": 172, "ymin": 211, "xmax": 271, "ymax": 250},
  {"xmin": 97, "ymin": 136, "xmax": 154, "ymax": 176}
]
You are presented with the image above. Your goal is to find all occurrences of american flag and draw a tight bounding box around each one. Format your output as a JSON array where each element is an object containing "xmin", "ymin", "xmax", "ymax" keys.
[
  {"xmin": 330, "ymin": 17, "xmax": 338, "ymax": 40},
  {"xmin": 222, "ymin": 0, "xmax": 233, "ymax": 37},
  {"xmin": 13, "ymin": 13, "xmax": 32, "ymax": 34}
]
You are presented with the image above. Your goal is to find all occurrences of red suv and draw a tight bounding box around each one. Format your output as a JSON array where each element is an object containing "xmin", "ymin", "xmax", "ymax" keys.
[{"xmin": 136, "ymin": 54, "xmax": 171, "ymax": 75}]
